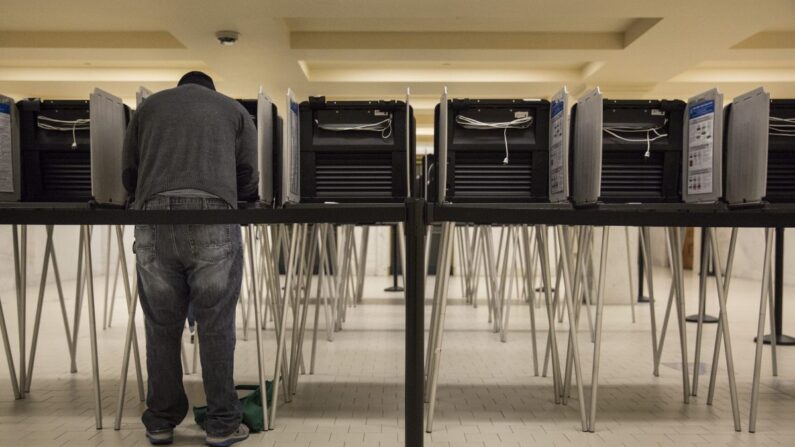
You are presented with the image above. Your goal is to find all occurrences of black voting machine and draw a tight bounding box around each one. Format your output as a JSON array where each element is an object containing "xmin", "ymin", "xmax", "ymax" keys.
[
  {"xmin": 18, "ymin": 99, "xmax": 90, "ymax": 202},
  {"xmin": 570, "ymin": 98, "xmax": 686, "ymax": 203},
  {"xmin": 298, "ymin": 97, "xmax": 416, "ymax": 203},
  {"xmin": 431, "ymin": 98, "xmax": 550, "ymax": 203}
]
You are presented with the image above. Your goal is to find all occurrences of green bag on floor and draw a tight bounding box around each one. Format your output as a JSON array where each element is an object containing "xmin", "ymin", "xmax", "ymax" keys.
[{"xmin": 193, "ymin": 383, "xmax": 273, "ymax": 433}]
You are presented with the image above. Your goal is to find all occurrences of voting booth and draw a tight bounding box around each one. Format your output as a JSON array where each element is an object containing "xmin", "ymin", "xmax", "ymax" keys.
[
  {"xmin": 432, "ymin": 89, "xmax": 550, "ymax": 203},
  {"xmin": 297, "ymin": 91, "xmax": 415, "ymax": 203},
  {"xmin": 569, "ymin": 88, "xmax": 686, "ymax": 205},
  {"xmin": 18, "ymin": 98, "xmax": 93, "ymax": 202}
]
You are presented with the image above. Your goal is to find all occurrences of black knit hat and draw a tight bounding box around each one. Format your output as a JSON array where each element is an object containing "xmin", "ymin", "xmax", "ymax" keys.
[{"xmin": 178, "ymin": 71, "xmax": 216, "ymax": 91}]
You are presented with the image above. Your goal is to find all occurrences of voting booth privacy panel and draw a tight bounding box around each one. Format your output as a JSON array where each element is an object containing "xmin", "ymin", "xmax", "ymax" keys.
[
  {"xmin": 90, "ymin": 89, "xmax": 129, "ymax": 206},
  {"xmin": 237, "ymin": 92, "xmax": 283, "ymax": 207},
  {"xmin": 0, "ymin": 95, "xmax": 21, "ymax": 202},
  {"xmin": 683, "ymin": 89, "xmax": 724, "ymax": 204},
  {"xmin": 724, "ymin": 87, "xmax": 770, "ymax": 206},
  {"xmin": 297, "ymin": 96, "xmax": 416, "ymax": 203},
  {"xmin": 548, "ymin": 87, "xmax": 570, "ymax": 204},
  {"xmin": 431, "ymin": 93, "xmax": 550, "ymax": 203}
]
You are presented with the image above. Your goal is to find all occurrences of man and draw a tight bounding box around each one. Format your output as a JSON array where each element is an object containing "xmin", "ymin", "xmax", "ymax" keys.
[{"xmin": 122, "ymin": 71, "xmax": 258, "ymax": 447}]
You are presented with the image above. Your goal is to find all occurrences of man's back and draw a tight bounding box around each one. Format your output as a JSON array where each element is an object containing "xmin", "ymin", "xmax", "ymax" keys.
[
  {"xmin": 125, "ymin": 74, "xmax": 254, "ymax": 446},
  {"xmin": 122, "ymin": 83, "xmax": 258, "ymax": 208}
]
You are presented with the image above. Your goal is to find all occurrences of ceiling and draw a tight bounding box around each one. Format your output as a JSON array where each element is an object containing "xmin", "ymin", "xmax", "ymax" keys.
[{"xmin": 1, "ymin": 0, "xmax": 794, "ymax": 146}]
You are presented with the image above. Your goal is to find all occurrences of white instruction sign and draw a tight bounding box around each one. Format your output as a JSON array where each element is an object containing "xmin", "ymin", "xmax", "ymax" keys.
[
  {"xmin": 687, "ymin": 100, "xmax": 714, "ymax": 195},
  {"xmin": 549, "ymin": 98, "xmax": 566, "ymax": 196},
  {"xmin": 0, "ymin": 103, "xmax": 13, "ymax": 193}
]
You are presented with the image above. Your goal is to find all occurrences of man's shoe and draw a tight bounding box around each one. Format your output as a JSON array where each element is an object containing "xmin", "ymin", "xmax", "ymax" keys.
[
  {"xmin": 146, "ymin": 429, "xmax": 174, "ymax": 445},
  {"xmin": 206, "ymin": 424, "xmax": 250, "ymax": 447}
]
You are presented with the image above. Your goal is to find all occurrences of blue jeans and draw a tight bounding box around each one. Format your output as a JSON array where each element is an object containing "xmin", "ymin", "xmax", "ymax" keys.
[{"xmin": 134, "ymin": 196, "xmax": 243, "ymax": 436}]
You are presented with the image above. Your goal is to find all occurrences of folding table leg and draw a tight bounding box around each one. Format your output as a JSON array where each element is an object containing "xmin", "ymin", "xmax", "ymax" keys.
[
  {"xmin": 108, "ymin": 227, "xmax": 126, "ymax": 329},
  {"xmin": 114, "ymin": 225, "xmax": 141, "ymax": 429},
  {"xmin": 562, "ymin": 226, "xmax": 591, "ymax": 403},
  {"xmin": 12, "ymin": 225, "xmax": 27, "ymax": 397},
  {"xmin": 247, "ymin": 225, "xmax": 270, "ymax": 432},
  {"xmin": 639, "ymin": 227, "xmax": 659, "ymax": 376},
  {"xmin": 270, "ymin": 223, "xmax": 301, "ymax": 430},
  {"xmin": 120, "ymin": 230, "xmax": 145, "ymax": 401},
  {"xmin": 497, "ymin": 226, "xmax": 514, "ymax": 340},
  {"xmin": 749, "ymin": 228, "xmax": 774, "ymax": 433},
  {"xmin": 695, "ymin": 228, "xmax": 738, "ymax": 398},
  {"xmin": 521, "ymin": 226, "xmax": 539, "ymax": 376},
  {"xmin": 535, "ymin": 225, "xmax": 561, "ymax": 404},
  {"xmin": 588, "ymin": 227, "xmax": 610, "ymax": 432},
  {"xmin": 290, "ymin": 225, "xmax": 319, "ymax": 395},
  {"xmin": 425, "ymin": 222, "xmax": 454, "ymax": 433},
  {"xmin": 82, "ymin": 225, "xmax": 103, "ymax": 429},
  {"xmin": 103, "ymin": 226, "xmax": 112, "ymax": 330},
  {"xmin": 310, "ymin": 224, "xmax": 330, "ymax": 375},
  {"xmin": 46, "ymin": 233, "xmax": 74, "ymax": 371},
  {"xmin": 691, "ymin": 230, "xmax": 710, "ymax": 397},
  {"xmin": 707, "ymin": 228, "xmax": 741, "ymax": 431},
  {"xmin": 69, "ymin": 227, "xmax": 87, "ymax": 374},
  {"xmin": 26, "ymin": 224, "xmax": 75, "ymax": 392},
  {"xmin": 767, "ymin": 260, "xmax": 778, "ymax": 377},
  {"xmin": 425, "ymin": 222, "xmax": 451, "ymax": 401},
  {"xmin": 650, "ymin": 227, "xmax": 680, "ymax": 377},
  {"xmin": 355, "ymin": 226, "xmax": 370, "ymax": 303},
  {"xmin": 704, "ymin": 229, "xmax": 740, "ymax": 405},
  {"xmin": 26, "ymin": 225, "xmax": 54, "ymax": 393},
  {"xmin": 0, "ymin": 290, "xmax": 21, "ymax": 399},
  {"xmin": 543, "ymin": 247, "xmax": 564, "ymax": 378},
  {"xmin": 668, "ymin": 227, "xmax": 691, "ymax": 402},
  {"xmin": 556, "ymin": 226, "xmax": 588, "ymax": 432},
  {"xmin": 624, "ymin": 227, "xmax": 636, "ymax": 323}
]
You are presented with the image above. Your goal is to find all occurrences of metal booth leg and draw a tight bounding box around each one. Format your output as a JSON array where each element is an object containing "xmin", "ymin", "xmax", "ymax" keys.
[
  {"xmin": 536, "ymin": 225, "xmax": 562, "ymax": 404},
  {"xmin": 246, "ymin": 225, "xmax": 270, "ymax": 432},
  {"xmin": 557, "ymin": 226, "xmax": 588, "ymax": 432},
  {"xmin": 667, "ymin": 227, "xmax": 691, "ymax": 402},
  {"xmin": 269, "ymin": 223, "xmax": 302, "ymax": 429},
  {"xmin": 695, "ymin": 228, "xmax": 738, "ymax": 398},
  {"xmin": 749, "ymin": 228, "xmax": 775, "ymax": 433},
  {"xmin": 425, "ymin": 222, "xmax": 454, "ymax": 433},
  {"xmin": 588, "ymin": 227, "xmax": 610, "ymax": 432},
  {"xmin": 639, "ymin": 227, "xmax": 660, "ymax": 376},
  {"xmin": 706, "ymin": 228, "xmax": 741, "ymax": 431},
  {"xmin": 81, "ymin": 225, "xmax": 103, "ymax": 429},
  {"xmin": 624, "ymin": 227, "xmax": 636, "ymax": 323},
  {"xmin": 12, "ymin": 225, "xmax": 27, "ymax": 397}
]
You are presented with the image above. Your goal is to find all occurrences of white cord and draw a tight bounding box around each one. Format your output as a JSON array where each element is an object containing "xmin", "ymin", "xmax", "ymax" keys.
[
  {"xmin": 37, "ymin": 115, "xmax": 90, "ymax": 149},
  {"xmin": 603, "ymin": 120, "xmax": 668, "ymax": 158},
  {"xmin": 770, "ymin": 116, "xmax": 795, "ymax": 137},
  {"xmin": 455, "ymin": 114, "xmax": 533, "ymax": 164},
  {"xmin": 315, "ymin": 117, "xmax": 393, "ymax": 139}
]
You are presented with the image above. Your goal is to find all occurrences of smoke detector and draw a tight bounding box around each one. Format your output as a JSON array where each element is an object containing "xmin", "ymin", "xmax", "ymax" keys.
[{"xmin": 215, "ymin": 30, "xmax": 239, "ymax": 46}]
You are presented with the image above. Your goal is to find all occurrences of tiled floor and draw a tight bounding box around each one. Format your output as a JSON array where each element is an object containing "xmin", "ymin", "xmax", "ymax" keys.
[{"xmin": 0, "ymin": 270, "xmax": 794, "ymax": 447}]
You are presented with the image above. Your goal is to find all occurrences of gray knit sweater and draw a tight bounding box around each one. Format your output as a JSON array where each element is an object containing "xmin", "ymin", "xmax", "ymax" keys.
[{"xmin": 122, "ymin": 84, "xmax": 259, "ymax": 209}]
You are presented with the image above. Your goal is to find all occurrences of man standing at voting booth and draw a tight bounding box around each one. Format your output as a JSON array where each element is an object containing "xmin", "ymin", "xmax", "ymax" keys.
[{"xmin": 122, "ymin": 71, "xmax": 258, "ymax": 447}]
